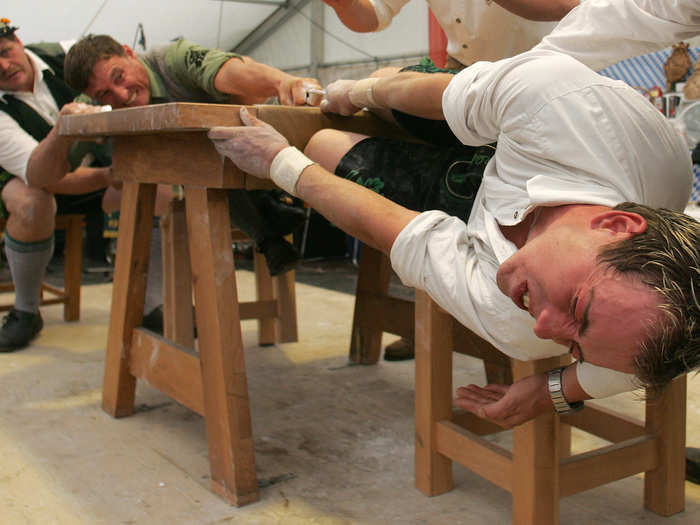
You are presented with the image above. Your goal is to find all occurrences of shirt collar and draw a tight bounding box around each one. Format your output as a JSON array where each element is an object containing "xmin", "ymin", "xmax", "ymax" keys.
[
  {"xmin": 138, "ymin": 55, "xmax": 168, "ymax": 103},
  {"xmin": 0, "ymin": 48, "xmax": 52, "ymax": 102}
]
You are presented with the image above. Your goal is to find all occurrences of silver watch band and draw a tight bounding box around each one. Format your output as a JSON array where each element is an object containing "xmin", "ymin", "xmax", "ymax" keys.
[{"xmin": 547, "ymin": 367, "xmax": 584, "ymax": 414}]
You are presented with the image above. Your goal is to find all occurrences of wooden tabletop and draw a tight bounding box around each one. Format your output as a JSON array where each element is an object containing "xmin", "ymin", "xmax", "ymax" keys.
[{"xmin": 58, "ymin": 102, "xmax": 413, "ymax": 147}]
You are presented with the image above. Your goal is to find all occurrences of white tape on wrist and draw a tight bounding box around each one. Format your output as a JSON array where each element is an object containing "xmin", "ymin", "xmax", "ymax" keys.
[
  {"xmin": 269, "ymin": 146, "xmax": 315, "ymax": 196},
  {"xmin": 348, "ymin": 77, "xmax": 380, "ymax": 109}
]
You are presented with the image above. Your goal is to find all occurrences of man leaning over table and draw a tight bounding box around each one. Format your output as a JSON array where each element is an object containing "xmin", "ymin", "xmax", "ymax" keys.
[
  {"xmin": 205, "ymin": 49, "xmax": 700, "ymax": 429},
  {"xmin": 64, "ymin": 34, "xmax": 324, "ymax": 286}
]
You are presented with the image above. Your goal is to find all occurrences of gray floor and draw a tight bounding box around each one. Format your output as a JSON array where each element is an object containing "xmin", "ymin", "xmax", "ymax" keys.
[{"xmin": 1, "ymin": 262, "xmax": 700, "ymax": 525}]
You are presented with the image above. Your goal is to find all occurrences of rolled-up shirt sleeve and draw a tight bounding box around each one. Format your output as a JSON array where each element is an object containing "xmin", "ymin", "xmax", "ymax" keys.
[{"xmin": 0, "ymin": 112, "xmax": 38, "ymax": 182}]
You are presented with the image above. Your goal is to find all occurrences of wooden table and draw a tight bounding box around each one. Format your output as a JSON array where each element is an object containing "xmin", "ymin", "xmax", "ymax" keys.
[{"xmin": 59, "ymin": 102, "xmax": 411, "ymax": 506}]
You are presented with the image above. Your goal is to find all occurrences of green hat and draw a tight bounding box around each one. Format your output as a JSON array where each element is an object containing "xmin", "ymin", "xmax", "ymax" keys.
[{"xmin": 0, "ymin": 18, "xmax": 18, "ymax": 38}]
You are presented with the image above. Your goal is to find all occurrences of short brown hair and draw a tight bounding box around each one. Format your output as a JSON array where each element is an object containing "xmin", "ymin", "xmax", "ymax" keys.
[
  {"xmin": 64, "ymin": 34, "xmax": 125, "ymax": 93},
  {"xmin": 598, "ymin": 202, "xmax": 700, "ymax": 396}
]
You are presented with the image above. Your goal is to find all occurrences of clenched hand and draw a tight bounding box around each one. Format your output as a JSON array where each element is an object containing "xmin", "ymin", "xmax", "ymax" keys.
[{"xmin": 208, "ymin": 107, "xmax": 290, "ymax": 178}]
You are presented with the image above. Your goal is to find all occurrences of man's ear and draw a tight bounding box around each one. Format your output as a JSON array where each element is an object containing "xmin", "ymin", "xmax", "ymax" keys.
[
  {"xmin": 590, "ymin": 210, "xmax": 647, "ymax": 235},
  {"xmin": 122, "ymin": 44, "xmax": 136, "ymax": 58}
]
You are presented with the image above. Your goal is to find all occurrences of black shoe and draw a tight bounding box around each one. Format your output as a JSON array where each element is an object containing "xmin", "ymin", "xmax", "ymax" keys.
[
  {"xmin": 383, "ymin": 338, "xmax": 415, "ymax": 361},
  {"xmin": 256, "ymin": 192, "xmax": 307, "ymax": 237},
  {"xmin": 687, "ymin": 447, "xmax": 700, "ymax": 484},
  {"xmin": 142, "ymin": 305, "xmax": 164, "ymax": 335},
  {"xmin": 258, "ymin": 237, "xmax": 300, "ymax": 276},
  {"xmin": 0, "ymin": 308, "xmax": 43, "ymax": 352}
]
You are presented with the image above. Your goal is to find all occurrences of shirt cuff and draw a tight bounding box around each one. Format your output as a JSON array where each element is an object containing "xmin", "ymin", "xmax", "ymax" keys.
[{"xmin": 576, "ymin": 361, "xmax": 638, "ymax": 398}]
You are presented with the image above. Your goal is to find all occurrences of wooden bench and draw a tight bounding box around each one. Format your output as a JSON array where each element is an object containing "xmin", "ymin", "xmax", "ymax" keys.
[
  {"xmin": 0, "ymin": 214, "xmax": 84, "ymax": 321},
  {"xmin": 349, "ymin": 246, "xmax": 686, "ymax": 524}
]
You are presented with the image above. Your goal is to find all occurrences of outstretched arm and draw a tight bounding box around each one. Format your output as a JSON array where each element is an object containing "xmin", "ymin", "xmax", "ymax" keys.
[
  {"xmin": 322, "ymin": 0, "xmax": 381, "ymax": 32},
  {"xmin": 321, "ymin": 71, "xmax": 453, "ymax": 120},
  {"xmin": 493, "ymin": 0, "xmax": 578, "ymax": 21},
  {"xmin": 214, "ymin": 56, "xmax": 324, "ymax": 106},
  {"xmin": 209, "ymin": 107, "xmax": 417, "ymax": 255}
]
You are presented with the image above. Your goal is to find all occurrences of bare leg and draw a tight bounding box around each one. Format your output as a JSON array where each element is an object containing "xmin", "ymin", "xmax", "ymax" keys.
[{"xmin": 304, "ymin": 130, "xmax": 369, "ymax": 172}]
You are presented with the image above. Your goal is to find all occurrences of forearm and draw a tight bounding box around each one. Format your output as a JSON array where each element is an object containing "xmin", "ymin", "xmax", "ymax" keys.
[
  {"xmin": 215, "ymin": 57, "xmax": 295, "ymax": 104},
  {"xmin": 493, "ymin": 0, "xmax": 578, "ymax": 21},
  {"xmin": 295, "ymin": 163, "xmax": 418, "ymax": 254},
  {"xmin": 368, "ymin": 72, "xmax": 453, "ymax": 120},
  {"xmin": 326, "ymin": 0, "xmax": 380, "ymax": 32},
  {"xmin": 43, "ymin": 166, "xmax": 111, "ymax": 195},
  {"xmin": 25, "ymin": 126, "xmax": 74, "ymax": 188}
]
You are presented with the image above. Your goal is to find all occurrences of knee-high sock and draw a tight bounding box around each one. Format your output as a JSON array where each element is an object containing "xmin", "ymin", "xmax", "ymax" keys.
[
  {"xmin": 4, "ymin": 232, "xmax": 54, "ymax": 314},
  {"xmin": 144, "ymin": 226, "xmax": 162, "ymax": 315}
]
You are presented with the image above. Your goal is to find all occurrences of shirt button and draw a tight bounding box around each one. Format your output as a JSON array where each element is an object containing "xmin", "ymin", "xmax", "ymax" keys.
[
  {"xmin": 455, "ymin": 18, "xmax": 461, "ymax": 23},
  {"xmin": 514, "ymin": 210, "xmax": 519, "ymax": 219}
]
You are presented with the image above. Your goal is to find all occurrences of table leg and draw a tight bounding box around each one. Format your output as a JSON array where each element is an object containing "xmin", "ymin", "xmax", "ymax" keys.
[
  {"xmin": 184, "ymin": 187, "xmax": 259, "ymax": 506},
  {"xmin": 103, "ymin": 181, "xmax": 156, "ymax": 417}
]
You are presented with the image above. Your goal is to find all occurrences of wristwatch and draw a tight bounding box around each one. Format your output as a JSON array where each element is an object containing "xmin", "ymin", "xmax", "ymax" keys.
[{"xmin": 547, "ymin": 367, "xmax": 584, "ymax": 414}]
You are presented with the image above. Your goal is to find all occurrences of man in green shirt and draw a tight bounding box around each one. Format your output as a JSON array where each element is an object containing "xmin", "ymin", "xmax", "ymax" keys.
[{"xmin": 65, "ymin": 35, "xmax": 324, "ymax": 277}]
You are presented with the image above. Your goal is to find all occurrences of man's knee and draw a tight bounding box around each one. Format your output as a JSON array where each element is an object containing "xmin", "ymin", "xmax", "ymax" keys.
[
  {"xmin": 2, "ymin": 183, "xmax": 56, "ymax": 231},
  {"xmin": 304, "ymin": 129, "xmax": 367, "ymax": 172}
]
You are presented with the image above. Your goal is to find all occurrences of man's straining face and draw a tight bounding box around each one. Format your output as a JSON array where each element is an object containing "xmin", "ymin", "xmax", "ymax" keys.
[
  {"xmin": 496, "ymin": 207, "xmax": 663, "ymax": 374},
  {"xmin": 85, "ymin": 45, "xmax": 150, "ymax": 108},
  {"xmin": 0, "ymin": 36, "xmax": 33, "ymax": 92}
]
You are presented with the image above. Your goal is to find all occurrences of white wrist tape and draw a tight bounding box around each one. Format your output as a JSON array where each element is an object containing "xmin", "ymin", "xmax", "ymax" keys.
[
  {"xmin": 349, "ymin": 78, "xmax": 381, "ymax": 109},
  {"xmin": 269, "ymin": 146, "xmax": 315, "ymax": 196},
  {"xmin": 575, "ymin": 361, "xmax": 638, "ymax": 398}
]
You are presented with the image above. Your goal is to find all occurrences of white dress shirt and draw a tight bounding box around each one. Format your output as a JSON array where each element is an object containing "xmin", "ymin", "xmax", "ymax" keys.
[
  {"xmin": 390, "ymin": 50, "xmax": 692, "ymax": 397},
  {"xmin": 368, "ymin": 0, "xmax": 556, "ymax": 64},
  {"xmin": 535, "ymin": 0, "xmax": 700, "ymax": 71},
  {"xmin": 0, "ymin": 41, "xmax": 74, "ymax": 183}
]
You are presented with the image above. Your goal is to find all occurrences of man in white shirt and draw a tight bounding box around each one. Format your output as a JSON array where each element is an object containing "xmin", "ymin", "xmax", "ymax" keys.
[{"xmin": 205, "ymin": 49, "xmax": 699, "ymax": 426}]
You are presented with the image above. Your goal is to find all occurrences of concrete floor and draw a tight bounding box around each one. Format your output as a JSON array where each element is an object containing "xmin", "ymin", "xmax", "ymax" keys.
[{"xmin": 2, "ymin": 263, "xmax": 700, "ymax": 525}]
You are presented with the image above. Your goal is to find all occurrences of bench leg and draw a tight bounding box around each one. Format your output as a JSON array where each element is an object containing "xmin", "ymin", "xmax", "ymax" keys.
[
  {"xmin": 644, "ymin": 375, "xmax": 686, "ymax": 516},
  {"xmin": 185, "ymin": 187, "xmax": 259, "ymax": 506},
  {"xmin": 62, "ymin": 215, "xmax": 83, "ymax": 322},
  {"xmin": 349, "ymin": 246, "xmax": 392, "ymax": 364},
  {"xmin": 511, "ymin": 358, "xmax": 567, "ymax": 525},
  {"xmin": 414, "ymin": 290, "xmax": 453, "ymax": 496},
  {"xmin": 103, "ymin": 181, "xmax": 156, "ymax": 417},
  {"xmin": 161, "ymin": 200, "xmax": 195, "ymax": 347}
]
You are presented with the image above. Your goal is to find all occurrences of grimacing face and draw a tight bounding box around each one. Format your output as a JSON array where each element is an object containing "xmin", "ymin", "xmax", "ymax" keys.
[
  {"xmin": 0, "ymin": 36, "xmax": 34, "ymax": 92},
  {"xmin": 85, "ymin": 45, "xmax": 150, "ymax": 108},
  {"xmin": 496, "ymin": 207, "xmax": 663, "ymax": 373}
]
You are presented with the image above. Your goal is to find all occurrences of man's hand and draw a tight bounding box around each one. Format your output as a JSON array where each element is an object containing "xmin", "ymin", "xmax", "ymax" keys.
[
  {"xmin": 454, "ymin": 373, "xmax": 553, "ymax": 428},
  {"xmin": 278, "ymin": 77, "xmax": 324, "ymax": 106},
  {"xmin": 208, "ymin": 107, "xmax": 290, "ymax": 178},
  {"xmin": 320, "ymin": 79, "xmax": 362, "ymax": 116}
]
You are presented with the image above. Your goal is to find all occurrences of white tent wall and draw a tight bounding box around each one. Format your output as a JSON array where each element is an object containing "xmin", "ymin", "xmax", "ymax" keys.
[
  {"xmin": 4, "ymin": 0, "xmax": 429, "ymax": 86},
  {"xmin": 241, "ymin": 0, "xmax": 430, "ymax": 83}
]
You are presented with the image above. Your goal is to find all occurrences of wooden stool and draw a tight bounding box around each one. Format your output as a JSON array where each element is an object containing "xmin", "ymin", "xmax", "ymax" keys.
[
  {"xmin": 159, "ymin": 198, "xmax": 298, "ymax": 348},
  {"xmin": 413, "ymin": 290, "xmax": 686, "ymax": 525},
  {"xmin": 349, "ymin": 249, "xmax": 685, "ymax": 523},
  {"xmin": 0, "ymin": 214, "xmax": 84, "ymax": 321}
]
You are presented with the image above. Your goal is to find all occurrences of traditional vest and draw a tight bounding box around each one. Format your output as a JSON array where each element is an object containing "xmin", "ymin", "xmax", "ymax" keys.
[{"xmin": 0, "ymin": 43, "xmax": 109, "ymax": 172}]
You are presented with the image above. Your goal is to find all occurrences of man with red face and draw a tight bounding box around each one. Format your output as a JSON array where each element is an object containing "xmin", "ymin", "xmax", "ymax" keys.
[
  {"xmin": 0, "ymin": 19, "xmax": 138, "ymax": 352},
  {"xmin": 205, "ymin": 49, "xmax": 699, "ymax": 427},
  {"xmin": 64, "ymin": 34, "xmax": 324, "ymax": 279}
]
